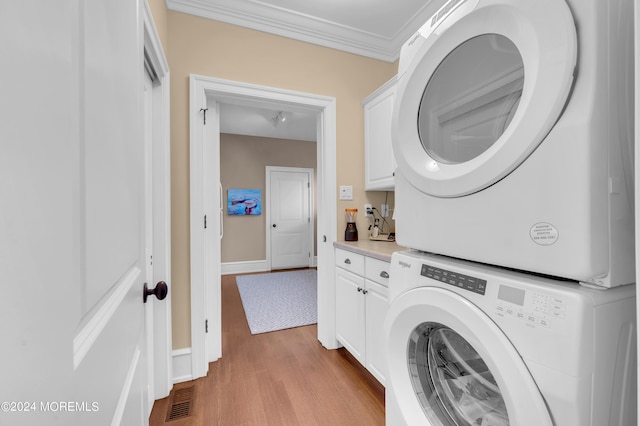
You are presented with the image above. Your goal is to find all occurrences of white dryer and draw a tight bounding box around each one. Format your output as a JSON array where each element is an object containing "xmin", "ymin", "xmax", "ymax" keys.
[
  {"xmin": 384, "ymin": 250, "xmax": 637, "ymax": 426},
  {"xmin": 391, "ymin": 0, "xmax": 635, "ymax": 288}
]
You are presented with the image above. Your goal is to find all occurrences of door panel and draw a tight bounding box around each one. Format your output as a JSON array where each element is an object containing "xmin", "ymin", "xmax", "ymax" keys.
[
  {"xmin": 0, "ymin": 1, "xmax": 150, "ymax": 424},
  {"xmin": 269, "ymin": 169, "xmax": 312, "ymax": 269}
]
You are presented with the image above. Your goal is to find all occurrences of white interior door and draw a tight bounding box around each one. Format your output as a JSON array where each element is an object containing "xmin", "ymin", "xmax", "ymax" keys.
[
  {"xmin": 268, "ymin": 167, "xmax": 313, "ymax": 270},
  {"xmin": 0, "ymin": 1, "xmax": 153, "ymax": 424}
]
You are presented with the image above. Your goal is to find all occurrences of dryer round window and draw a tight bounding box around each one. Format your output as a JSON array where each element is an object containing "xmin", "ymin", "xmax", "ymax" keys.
[
  {"xmin": 418, "ymin": 34, "xmax": 523, "ymax": 165},
  {"xmin": 392, "ymin": 0, "xmax": 635, "ymax": 287},
  {"xmin": 393, "ymin": 0, "xmax": 576, "ymax": 198}
]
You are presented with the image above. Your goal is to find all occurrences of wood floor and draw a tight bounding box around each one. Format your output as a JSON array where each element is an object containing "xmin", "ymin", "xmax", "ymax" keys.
[{"xmin": 149, "ymin": 270, "xmax": 385, "ymax": 425}]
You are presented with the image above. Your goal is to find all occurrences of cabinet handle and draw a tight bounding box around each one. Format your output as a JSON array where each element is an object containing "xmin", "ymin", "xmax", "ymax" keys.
[
  {"xmin": 380, "ymin": 271, "xmax": 389, "ymax": 279},
  {"xmin": 362, "ymin": 289, "xmax": 368, "ymax": 295},
  {"xmin": 344, "ymin": 258, "xmax": 351, "ymax": 265},
  {"xmin": 357, "ymin": 287, "xmax": 363, "ymax": 292}
]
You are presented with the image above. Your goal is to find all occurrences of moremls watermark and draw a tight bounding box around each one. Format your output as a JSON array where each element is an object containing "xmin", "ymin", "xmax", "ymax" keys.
[{"xmin": 1, "ymin": 401, "xmax": 100, "ymax": 413}]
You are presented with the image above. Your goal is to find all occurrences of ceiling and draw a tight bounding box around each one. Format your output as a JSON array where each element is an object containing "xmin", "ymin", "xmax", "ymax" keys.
[
  {"xmin": 169, "ymin": 0, "xmax": 448, "ymax": 141},
  {"xmin": 220, "ymin": 103, "xmax": 317, "ymax": 142}
]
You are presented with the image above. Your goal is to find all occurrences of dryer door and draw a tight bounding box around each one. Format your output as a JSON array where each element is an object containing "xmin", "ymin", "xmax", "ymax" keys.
[
  {"xmin": 393, "ymin": 0, "xmax": 576, "ymax": 197},
  {"xmin": 385, "ymin": 287, "xmax": 552, "ymax": 426}
]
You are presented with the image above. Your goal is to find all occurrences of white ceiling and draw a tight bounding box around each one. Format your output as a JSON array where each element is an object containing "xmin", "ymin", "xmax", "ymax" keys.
[
  {"xmin": 220, "ymin": 103, "xmax": 317, "ymax": 142},
  {"xmin": 166, "ymin": 0, "xmax": 448, "ymax": 62},
  {"xmin": 171, "ymin": 0, "xmax": 448, "ymax": 140}
]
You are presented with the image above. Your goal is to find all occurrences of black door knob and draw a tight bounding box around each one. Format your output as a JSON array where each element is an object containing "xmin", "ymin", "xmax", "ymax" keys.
[
  {"xmin": 272, "ymin": 224, "xmax": 277, "ymax": 228},
  {"xmin": 144, "ymin": 281, "xmax": 168, "ymax": 303}
]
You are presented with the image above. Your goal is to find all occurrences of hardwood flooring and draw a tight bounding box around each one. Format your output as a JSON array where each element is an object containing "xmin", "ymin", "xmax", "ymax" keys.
[{"xmin": 149, "ymin": 271, "xmax": 385, "ymax": 425}]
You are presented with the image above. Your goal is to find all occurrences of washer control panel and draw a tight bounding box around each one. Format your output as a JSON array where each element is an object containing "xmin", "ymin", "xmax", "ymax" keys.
[
  {"xmin": 496, "ymin": 285, "xmax": 567, "ymax": 329},
  {"xmin": 421, "ymin": 263, "xmax": 487, "ymax": 295}
]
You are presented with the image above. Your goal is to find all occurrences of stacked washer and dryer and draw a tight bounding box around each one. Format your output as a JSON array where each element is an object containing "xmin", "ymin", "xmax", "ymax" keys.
[{"xmin": 385, "ymin": 0, "xmax": 637, "ymax": 425}]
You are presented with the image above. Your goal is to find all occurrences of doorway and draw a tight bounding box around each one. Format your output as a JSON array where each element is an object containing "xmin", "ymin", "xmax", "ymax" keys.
[
  {"xmin": 189, "ymin": 75, "xmax": 339, "ymax": 380},
  {"xmin": 266, "ymin": 166, "xmax": 315, "ymax": 270}
]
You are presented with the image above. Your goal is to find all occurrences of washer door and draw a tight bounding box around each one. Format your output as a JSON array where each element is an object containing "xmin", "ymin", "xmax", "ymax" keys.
[
  {"xmin": 385, "ymin": 287, "xmax": 552, "ymax": 426},
  {"xmin": 392, "ymin": 0, "xmax": 576, "ymax": 197}
]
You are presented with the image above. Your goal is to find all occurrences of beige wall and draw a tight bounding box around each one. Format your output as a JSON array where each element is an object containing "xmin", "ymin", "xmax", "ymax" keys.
[
  {"xmin": 157, "ymin": 8, "xmax": 397, "ymax": 349},
  {"xmin": 220, "ymin": 134, "xmax": 317, "ymax": 262},
  {"xmin": 147, "ymin": 0, "xmax": 168, "ymax": 51}
]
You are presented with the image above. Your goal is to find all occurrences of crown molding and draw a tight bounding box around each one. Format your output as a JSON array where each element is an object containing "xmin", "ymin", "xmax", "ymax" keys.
[{"xmin": 166, "ymin": 0, "xmax": 432, "ymax": 62}]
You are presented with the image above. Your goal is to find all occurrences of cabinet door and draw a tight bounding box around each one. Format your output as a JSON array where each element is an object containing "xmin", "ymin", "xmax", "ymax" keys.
[
  {"xmin": 365, "ymin": 280, "xmax": 389, "ymax": 385},
  {"xmin": 335, "ymin": 267, "xmax": 366, "ymax": 364},
  {"xmin": 364, "ymin": 77, "xmax": 397, "ymax": 191}
]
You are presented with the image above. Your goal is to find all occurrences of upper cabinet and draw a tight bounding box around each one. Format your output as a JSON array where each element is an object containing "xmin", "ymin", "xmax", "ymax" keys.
[{"xmin": 363, "ymin": 76, "xmax": 397, "ymax": 191}]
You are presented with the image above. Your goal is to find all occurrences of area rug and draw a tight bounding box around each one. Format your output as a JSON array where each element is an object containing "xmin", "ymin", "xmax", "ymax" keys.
[{"xmin": 235, "ymin": 269, "xmax": 318, "ymax": 334}]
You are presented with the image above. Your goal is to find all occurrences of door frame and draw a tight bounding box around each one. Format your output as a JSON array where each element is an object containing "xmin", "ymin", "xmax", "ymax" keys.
[
  {"xmin": 143, "ymin": 2, "xmax": 173, "ymax": 400},
  {"xmin": 190, "ymin": 75, "xmax": 338, "ymax": 380},
  {"xmin": 266, "ymin": 166, "xmax": 315, "ymax": 270}
]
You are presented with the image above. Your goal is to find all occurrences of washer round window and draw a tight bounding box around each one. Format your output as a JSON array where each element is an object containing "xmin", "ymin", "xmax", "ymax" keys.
[
  {"xmin": 418, "ymin": 34, "xmax": 524, "ymax": 164},
  {"xmin": 408, "ymin": 322, "xmax": 509, "ymax": 425}
]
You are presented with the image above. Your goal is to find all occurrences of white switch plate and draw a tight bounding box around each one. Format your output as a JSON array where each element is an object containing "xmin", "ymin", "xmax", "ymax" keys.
[
  {"xmin": 339, "ymin": 185, "xmax": 353, "ymax": 200},
  {"xmin": 381, "ymin": 204, "xmax": 389, "ymax": 217}
]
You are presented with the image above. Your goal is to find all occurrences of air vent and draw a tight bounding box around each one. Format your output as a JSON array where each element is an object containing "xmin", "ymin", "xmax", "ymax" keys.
[{"xmin": 165, "ymin": 386, "xmax": 195, "ymax": 422}]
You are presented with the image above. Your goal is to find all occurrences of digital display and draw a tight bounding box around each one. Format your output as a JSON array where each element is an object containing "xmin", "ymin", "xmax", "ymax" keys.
[{"xmin": 498, "ymin": 285, "xmax": 525, "ymax": 306}]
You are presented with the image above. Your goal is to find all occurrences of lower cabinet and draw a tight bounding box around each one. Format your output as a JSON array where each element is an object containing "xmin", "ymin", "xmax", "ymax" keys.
[{"xmin": 335, "ymin": 248, "xmax": 389, "ymax": 385}]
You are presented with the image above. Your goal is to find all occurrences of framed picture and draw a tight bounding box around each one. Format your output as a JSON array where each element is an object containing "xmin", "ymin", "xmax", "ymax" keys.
[{"xmin": 227, "ymin": 188, "xmax": 262, "ymax": 215}]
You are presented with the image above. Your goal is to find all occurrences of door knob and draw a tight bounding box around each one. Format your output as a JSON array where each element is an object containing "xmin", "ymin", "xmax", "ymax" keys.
[{"xmin": 144, "ymin": 281, "xmax": 168, "ymax": 303}]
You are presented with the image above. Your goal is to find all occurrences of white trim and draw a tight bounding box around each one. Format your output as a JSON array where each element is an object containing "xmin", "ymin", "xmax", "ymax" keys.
[
  {"xmin": 221, "ymin": 258, "xmax": 319, "ymax": 275},
  {"xmin": 172, "ymin": 348, "xmax": 194, "ymax": 384},
  {"xmin": 73, "ymin": 267, "xmax": 141, "ymax": 370},
  {"xmin": 165, "ymin": 0, "xmax": 438, "ymax": 62},
  {"xmin": 265, "ymin": 166, "xmax": 315, "ymax": 270},
  {"xmin": 190, "ymin": 75, "xmax": 338, "ymax": 380},
  {"xmin": 222, "ymin": 260, "xmax": 269, "ymax": 275},
  {"xmin": 143, "ymin": 0, "xmax": 173, "ymax": 400},
  {"xmin": 635, "ymin": 0, "xmax": 640, "ymax": 411},
  {"xmin": 111, "ymin": 346, "xmax": 141, "ymax": 426}
]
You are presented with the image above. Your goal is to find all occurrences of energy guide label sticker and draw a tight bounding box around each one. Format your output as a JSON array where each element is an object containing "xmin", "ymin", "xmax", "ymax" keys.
[{"xmin": 530, "ymin": 222, "xmax": 559, "ymax": 246}]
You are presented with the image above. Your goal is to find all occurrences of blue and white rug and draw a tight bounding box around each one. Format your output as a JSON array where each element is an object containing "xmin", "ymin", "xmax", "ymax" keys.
[{"xmin": 235, "ymin": 269, "xmax": 318, "ymax": 334}]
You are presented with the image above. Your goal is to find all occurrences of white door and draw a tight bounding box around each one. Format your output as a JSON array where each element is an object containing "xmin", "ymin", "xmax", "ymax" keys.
[
  {"xmin": 267, "ymin": 167, "xmax": 313, "ymax": 270},
  {"xmin": 0, "ymin": 1, "xmax": 154, "ymax": 425}
]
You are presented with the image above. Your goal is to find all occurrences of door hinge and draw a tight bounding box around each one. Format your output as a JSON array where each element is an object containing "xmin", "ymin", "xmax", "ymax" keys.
[
  {"xmin": 205, "ymin": 319, "xmax": 209, "ymax": 333},
  {"xmin": 199, "ymin": 107, "xmax": 208, "ymax": 125},
  {"xmin": 204, "ymin": 215, "xmax": 207, "ymax": 229}
]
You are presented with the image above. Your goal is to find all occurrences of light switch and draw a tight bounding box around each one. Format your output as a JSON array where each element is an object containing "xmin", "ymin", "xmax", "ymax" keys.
[{"xmin": 339, "ymin": 185, "xmax": 353, "ymax": 200}]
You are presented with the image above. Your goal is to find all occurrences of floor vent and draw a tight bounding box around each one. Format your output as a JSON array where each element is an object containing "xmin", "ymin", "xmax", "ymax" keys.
[{"xmin": 166, "ymin": 386, "xmax": 195, "ymax": 422}]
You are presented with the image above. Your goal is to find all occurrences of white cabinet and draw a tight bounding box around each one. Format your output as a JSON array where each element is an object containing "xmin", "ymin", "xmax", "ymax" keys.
[
  {"xmin": 335, "ymin": 248, "xmax": 390, "ymax": 385},
  {"xmin": 335, "ymin": 267, "xmax": 366, "ymax": 363},
  {"xmin": 363, "ymin": 76, "xmax": 397, "ymax": 191}
]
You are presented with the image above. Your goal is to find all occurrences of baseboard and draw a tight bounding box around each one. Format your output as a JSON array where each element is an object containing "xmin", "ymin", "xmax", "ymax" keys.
[
  {"xmin": 172, "ymin": 348, "xmax": 193, "ymax": 384},
  {"xmin": 222, "ymin": 260, "xmax": 269, "ymax": 275},
  {"xmin": 222, "ymin": 258, "xmax": 318, "ymax": 275}
]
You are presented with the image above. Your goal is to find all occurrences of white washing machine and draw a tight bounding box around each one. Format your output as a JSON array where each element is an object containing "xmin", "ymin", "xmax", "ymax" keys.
[
  {"xmin": 384, "ymin": 250, "xmax": 637, "ymax": 426},
  {"xmin": 391, "ymin": 0, "xmax": 635, "ymax": 288}
]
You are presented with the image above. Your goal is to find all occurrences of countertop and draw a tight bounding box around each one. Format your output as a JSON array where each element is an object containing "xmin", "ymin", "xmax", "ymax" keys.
[{"xmin": 333, "ymin": 239, "xmax": 409, "ymax": 263}]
